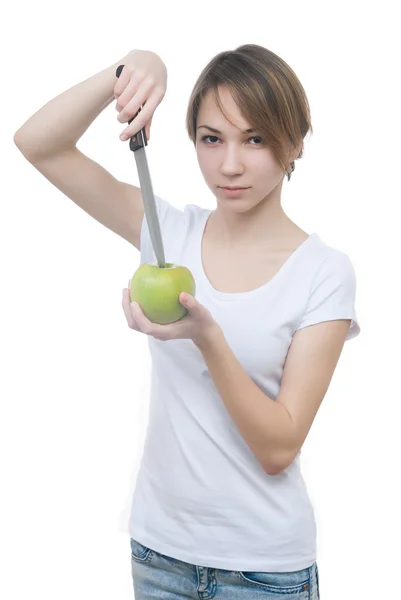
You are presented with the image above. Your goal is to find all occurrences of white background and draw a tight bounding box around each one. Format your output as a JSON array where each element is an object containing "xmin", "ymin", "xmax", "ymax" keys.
[{"xmin": 1, "ymin": 1, "xmax": 400, "ymax": 598}]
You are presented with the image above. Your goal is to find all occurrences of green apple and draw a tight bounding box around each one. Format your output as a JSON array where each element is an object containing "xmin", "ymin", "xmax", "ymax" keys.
[{"xmin": 130, "ymin": 262, "xmax": 196, "ymax": 324}]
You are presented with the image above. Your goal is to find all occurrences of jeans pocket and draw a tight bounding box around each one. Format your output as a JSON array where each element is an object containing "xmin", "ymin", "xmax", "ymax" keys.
[
  {"xmin": 237, "ymin": 565, "xmax": 311, "ymax": 595},
  {"xmin": 130, "ymin": 537, "xmax": 153, "ymax": 563}
]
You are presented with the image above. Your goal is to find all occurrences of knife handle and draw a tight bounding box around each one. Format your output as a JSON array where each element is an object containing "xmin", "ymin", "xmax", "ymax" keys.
[{"xmin": 115, "ymin": 65, "xmax": 148, "ymax": 152}]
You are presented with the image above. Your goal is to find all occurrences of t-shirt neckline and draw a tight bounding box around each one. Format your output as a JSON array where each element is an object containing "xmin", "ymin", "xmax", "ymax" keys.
[{"xmin": 195, "ymin": 209, "xmax": 318, "ymax": 300}]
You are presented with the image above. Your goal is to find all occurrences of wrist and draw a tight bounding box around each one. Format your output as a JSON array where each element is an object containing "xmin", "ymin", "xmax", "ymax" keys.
[{"xmin": 194, "ymin": 323, "xmax": 224, "ymax": 352}]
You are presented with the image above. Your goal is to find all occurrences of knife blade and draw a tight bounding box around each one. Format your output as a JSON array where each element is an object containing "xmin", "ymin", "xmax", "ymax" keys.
[
  {"xmin": 133, "ymin": 143, "xmax": 166, "ymax": 268},
  {"xmin": 116, "ymin": 65, "xmax": 166, "ymax": 268}
]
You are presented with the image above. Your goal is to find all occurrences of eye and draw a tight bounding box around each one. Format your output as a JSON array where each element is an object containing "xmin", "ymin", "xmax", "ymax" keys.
[
  {"xmin": 249, "ymin": 136, "xmax": 263, "ymax": 145},
  {"xmin": 200, "ymin": 134, "xmax": 263, "ymax": 145},
  {"xmin": 201, "ymin": 135, "xmax": 221, "ymax": 144}
]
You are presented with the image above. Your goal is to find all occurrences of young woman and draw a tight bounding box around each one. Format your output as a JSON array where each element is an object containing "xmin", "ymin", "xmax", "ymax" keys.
[{"xmin": 15, "ymin": 44, "xmax": 360, "ymax": 599}]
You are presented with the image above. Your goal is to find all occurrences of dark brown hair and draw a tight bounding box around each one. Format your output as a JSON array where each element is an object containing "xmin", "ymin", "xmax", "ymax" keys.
[{"xmin": 185, "ymin": 44, "xmax": 313, "ymax": 181}]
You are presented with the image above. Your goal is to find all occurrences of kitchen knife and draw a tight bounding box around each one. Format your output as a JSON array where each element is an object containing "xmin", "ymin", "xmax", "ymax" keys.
[{"xmin": 116, "ymin": 65, "xmax": 166, "ymax": 268}]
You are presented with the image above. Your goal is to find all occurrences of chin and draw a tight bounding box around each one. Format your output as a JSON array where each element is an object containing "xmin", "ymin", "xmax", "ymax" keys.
[
  {"xmin": 216, "ymin": 197, "xmax": 258, "ymax": 214},
  {"xmin": 215, "ymin": 188, "xmax": 263, "ymax": 210}
]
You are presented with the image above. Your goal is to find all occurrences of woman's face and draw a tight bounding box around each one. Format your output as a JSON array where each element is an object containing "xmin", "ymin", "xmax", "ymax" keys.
[{"xmin": 195, "ymin": 86, "xmax": 285, "ymax": 213}]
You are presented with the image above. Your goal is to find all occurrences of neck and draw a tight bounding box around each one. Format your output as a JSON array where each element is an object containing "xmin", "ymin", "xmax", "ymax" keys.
[{"xmin": 210, "ymin": 186, "xmax": 291, "ymax": 247}]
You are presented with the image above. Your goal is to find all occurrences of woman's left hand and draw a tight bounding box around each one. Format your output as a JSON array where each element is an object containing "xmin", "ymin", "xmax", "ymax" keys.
[{"xmin": 122, "ymin": 285, "xmax": 220, "ymax": 347}]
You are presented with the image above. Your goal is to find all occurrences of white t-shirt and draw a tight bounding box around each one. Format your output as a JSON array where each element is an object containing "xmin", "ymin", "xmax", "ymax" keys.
[{"xmin": 128, "ymin": 196, "xmax": 360, "ymax": 572}]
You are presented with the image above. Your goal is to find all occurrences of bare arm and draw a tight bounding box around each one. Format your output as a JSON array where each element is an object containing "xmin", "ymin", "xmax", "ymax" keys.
[
  {"xmin": 195, "ymin": 319, "xmax": 350, "ymax": 475},
  {"xmin": 13, "ymin": 58, "xmax": 121, "ymax": 156},
  {"xmin": 13, "ymin": 51, "xmax": 167, "ymax": 248}
]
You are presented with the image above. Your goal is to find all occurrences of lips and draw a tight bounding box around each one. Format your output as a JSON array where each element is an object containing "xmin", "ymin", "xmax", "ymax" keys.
[{"xmin": 220, "ymin": 186, "xmax": 249, "ymax": 190}]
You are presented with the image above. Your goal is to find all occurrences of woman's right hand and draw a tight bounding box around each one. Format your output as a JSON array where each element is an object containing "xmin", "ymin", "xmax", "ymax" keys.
[
  {"xmin": 122, "ymin": 281, "xmax": 142, "ymax": 333},
  {"xmin": 113, "ymin": 50, "xmax": 167, "ymax": 142}
]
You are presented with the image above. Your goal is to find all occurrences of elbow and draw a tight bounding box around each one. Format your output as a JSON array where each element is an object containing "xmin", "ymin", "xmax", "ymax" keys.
[
  {"xmin": 13, "ymin": 131, "xmax": 30, "ymax": 157},
  {"xmin": 13, "ymin": 129, "xmax": 39, "ymax": 160},
  {"xmin": 13, "ymin": 131, "xmax": 23, "ymax": 150},
  {"xmin": 263, "ymin": 463, "xmax": 286, "ymax": 476},
  {"xmin": 262, "ymin": 451, "xmax": 295, "ymax": 476},
  {"xmin": 13, "ymin": 126, "xmax": 27, "ymax": 148}
]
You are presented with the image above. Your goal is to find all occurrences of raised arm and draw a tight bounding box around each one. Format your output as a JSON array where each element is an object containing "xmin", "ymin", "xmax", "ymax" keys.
[{"xmin": 13, "ymin": 50, "xmax": 167, "ymax": 249}]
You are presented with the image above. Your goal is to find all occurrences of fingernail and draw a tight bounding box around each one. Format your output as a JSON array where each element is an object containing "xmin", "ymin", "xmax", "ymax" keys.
[{"xmin": 120, "ymin": 134, "xmax": 129, "ymax": 141}]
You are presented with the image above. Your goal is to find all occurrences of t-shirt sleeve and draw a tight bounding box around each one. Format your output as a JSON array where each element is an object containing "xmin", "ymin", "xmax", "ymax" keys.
[
  {"xmin": 296, "ymin": 251, "xmax": 361, "ymax": 341},
  {"xmin": 139, "ymin": 195, "xmax": 185, "ymax": 265}
]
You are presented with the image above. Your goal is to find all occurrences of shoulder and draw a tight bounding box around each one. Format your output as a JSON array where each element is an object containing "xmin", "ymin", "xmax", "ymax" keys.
[
  {"xmin": 309, "ymin": 234, "xmax": 357, "ymax": 286},
  {"xmin": 153, "ymin": 195, "xmax": 211, "ymax": 224},
  {"xmin": 140, "ymin": 196, "xmax": 211, "ymax": 235},
  {"xmin": 182, "ymin": 201, "xmax": 212, "ymax": 225},
  {"xmin": 295, "ymin": 233, "xmax": 360, "ymax": 340},
  {"xmin": 140, "ymin": 196, "xmax": 211, "ymax": 263},
  {"xmin": 291, "ymin": 233, "xmax": 357, "ymax": 298},
  {"xmin": 152, "ymin": 196, "xmax": 212, "ymax": 240}
]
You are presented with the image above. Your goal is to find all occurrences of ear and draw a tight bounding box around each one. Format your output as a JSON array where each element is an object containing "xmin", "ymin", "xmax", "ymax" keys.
[{"xmin": 289, "ymin": 141, "xmax": 303, "ymax": 163}]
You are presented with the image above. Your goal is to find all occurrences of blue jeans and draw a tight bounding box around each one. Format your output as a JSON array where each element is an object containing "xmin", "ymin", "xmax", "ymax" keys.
[{"xmin": 130, "ymin": 538, "xmax": 320, "ymax": 599}]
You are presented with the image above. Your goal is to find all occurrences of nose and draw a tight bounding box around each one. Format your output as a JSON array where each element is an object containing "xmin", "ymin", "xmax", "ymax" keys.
[{"xmin": 220, "ymin": 145, "xmax": 245, "ymax": 177}]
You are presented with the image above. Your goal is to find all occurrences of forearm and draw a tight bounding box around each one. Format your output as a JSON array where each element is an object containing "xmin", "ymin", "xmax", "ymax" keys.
[
  {"xmin": 196, "ymin": 329, "xmax": 295, "ymax": 473},
  {"xmin": 14, "ymin": 55, "xmax": 126, "ymax": 158}
]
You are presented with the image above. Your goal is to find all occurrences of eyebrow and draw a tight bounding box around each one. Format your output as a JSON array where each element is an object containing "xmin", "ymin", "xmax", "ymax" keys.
[{"xmin": 197, "ymin": 125, "xmax": 256, "ymax": 134}]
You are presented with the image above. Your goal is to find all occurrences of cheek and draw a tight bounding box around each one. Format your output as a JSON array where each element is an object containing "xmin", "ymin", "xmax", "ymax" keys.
[
  {"xmin": 254, "ymin": 156, "xmax": 281, "ymax": 181},
  {"xmin": 196, "ymin": 147, "xmax": 214, "ymax": 178}
]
